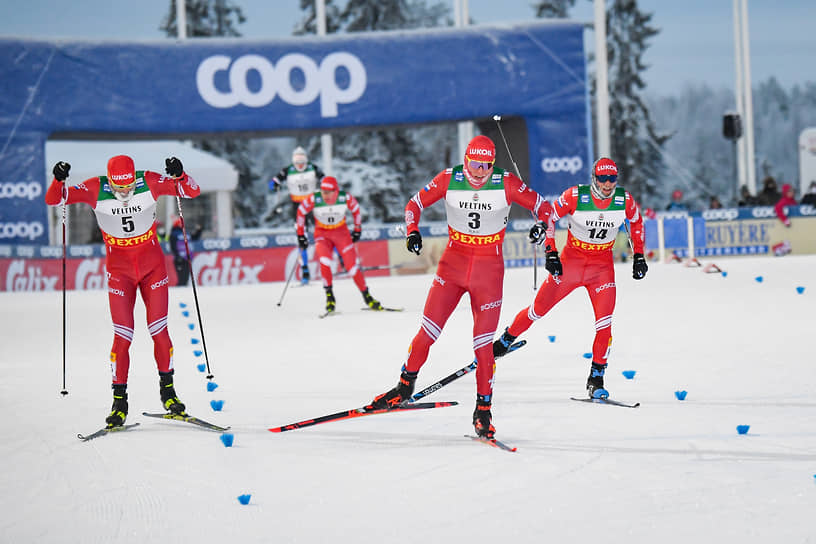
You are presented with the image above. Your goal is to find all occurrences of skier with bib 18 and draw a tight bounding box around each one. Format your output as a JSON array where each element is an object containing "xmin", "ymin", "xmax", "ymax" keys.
[
  {"xmin": 493, "ymin": 157, "xmax": 648, "ymax": 400},
  {"xmin": 45, "ymin": 155, "xmax": 200, "ymax": 429},
  {"xmin": 365, "ymin": 135, "xmax": 554, "ymax": 440}
]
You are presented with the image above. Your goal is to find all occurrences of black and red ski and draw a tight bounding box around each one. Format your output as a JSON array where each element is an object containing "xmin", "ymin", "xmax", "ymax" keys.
[{"xmin": 269, "ymin": 401, "xmax": 458, "ymax": 433}]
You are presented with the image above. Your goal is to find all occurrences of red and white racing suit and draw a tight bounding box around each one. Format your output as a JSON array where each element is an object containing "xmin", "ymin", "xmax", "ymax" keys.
[
  {"xmin": 404, "ymin": 165, "xmax": 553, "ymax": 398},
  {"xmin": 45, "ymin": 170, "xmax": 200, "ymax": 385},
  {"xmin": 296, "ymin": 190, "xmax": 368, "ymax": 291},
  {"xmin": 506, "ymin": 184, "xmax": 645, "ymax": 365}
]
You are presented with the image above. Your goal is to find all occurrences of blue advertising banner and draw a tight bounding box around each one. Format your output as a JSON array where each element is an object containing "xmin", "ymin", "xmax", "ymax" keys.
[{"xmin": 0, "ymin": 22, "xmax": 587, "ymax": 245}]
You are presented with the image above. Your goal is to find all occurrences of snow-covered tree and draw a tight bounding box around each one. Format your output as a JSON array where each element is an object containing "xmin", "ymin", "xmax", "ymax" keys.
[
  {"xmin": 294, "ymin": 0, "xmax": 454, "ymax": 222},
  {"xmin": 161, "ymin": 1, "xmax": 282, "ymax": 229},
  {"xmin": 604, "ymin": 0, "xmax": 669, "ymax": 205},
  {"xmin": 533, "ymin": 0, "xmax": 669, "ymax": 205},
  {"xmin": 160, "ymin": 0, "xmax": 246, "ymax": 37},
  {"xmin": 534, "ymin": 0, "xmax": 576, "ymax": 18}
]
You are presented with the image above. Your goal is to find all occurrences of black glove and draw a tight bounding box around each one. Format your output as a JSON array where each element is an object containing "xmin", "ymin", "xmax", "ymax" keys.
[
  {"xmin": 53, "ymin": 161, "xmax": 70, "ymax": 182},
  {"xmin": 297, "ymin": 234, "xmax": 309, "ymax": 250},
  {"xmin": 545, "ymin": 250, "xmax": 562, "ymax": 277},
  {"xmin": 165, "ymin": 157, "xmax": 184, "ymax": 178},
  {"xmin": 351, "ymin": 228, "xmax": 361, "ymax": 243},
  {"xmin": 528, "ymin": 221, "xmax": 547, "ymax": 245},
  {"xmin": 406, "ymin": 230, "xmax": 422, "ymax": 255},
  {"xmin": 632, "ymin": 253, "xmax": 648, "ymax": 280}
]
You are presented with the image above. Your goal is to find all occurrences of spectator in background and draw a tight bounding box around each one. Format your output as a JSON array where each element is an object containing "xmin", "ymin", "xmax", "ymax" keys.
[
  {"xmin": 156, "ymin": 221, "xmax": 168, "ymax": 242},
  {"xmin": 708, "ymin": 196, "xmax": 723, "ymax": 209},
  {"xmin": 169, "ymin": 216, "xmax": 203, "ymax": 285},
  {"xmin": 738, "ymin": 185, "xmax": 757, "ymax": 207},
  {"xmin": 666, "ymin": 189, "xmax": 687, "ymax": 211},
  {"xmin": 774, "ymin": 184, "xmax": 797, "ymax": 227},
  {"xmin": 801, "ymin": 181, "xmax": 816, "ymax": 206},
  {"xmin": 756, "ymin": 176, "xmax": 781, "ymax": 206}
]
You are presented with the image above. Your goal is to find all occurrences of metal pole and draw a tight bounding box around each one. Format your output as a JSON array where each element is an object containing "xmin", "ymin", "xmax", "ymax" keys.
[
  {"xmin": 593, "ymin": 0, "xmax": 610, "ymax": 157},
  {"xmin": 731, "ymin": 0, "xmax": 746, "ymax": 196},
  {"xmin": 316, "ymin": 0, "xmax": 333, "ymax": 175},
  {"xmin": 739, "ymin": 0, "xmax": 757, "ymax": 195},
  {"xmin": 454, "ymin": 0, "xmax": 473, "ymax": 152},
  {"xmin": 175, "ymin": 0, "xmax": 187, "ymax": 39}
]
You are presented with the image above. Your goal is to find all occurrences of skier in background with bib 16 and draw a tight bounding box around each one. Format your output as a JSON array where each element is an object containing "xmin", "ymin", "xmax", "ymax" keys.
[
  {"xmin": 45, "ymin": 155, "xmax": 201, "ymax": 429},
  {"xmin": 493, "ymin": 157, "xmax": 648, "ymax": 400},
  {"xmin": 269, "ymin": 146, "xmax": 324, "ymax": 284}
]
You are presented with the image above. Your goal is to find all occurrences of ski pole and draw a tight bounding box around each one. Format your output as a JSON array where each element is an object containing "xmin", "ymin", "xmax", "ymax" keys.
[
  {"xmin": 60, "ymin": 197, "xmax": 68, "ymax": 396},
  {"xmin": 174, "ymin": 192, "xmax": 215, "ymax": 380},
  {"xmin": 277, "ymin": 256, "xmax": 300, "ymax": 307},
  {"xmin": 493, "ymin": 114, "xmax": 538, "ymax": 290},
  {"xmin": 407, "ymin": 340, "xmax": 526, "ymax": 403}
]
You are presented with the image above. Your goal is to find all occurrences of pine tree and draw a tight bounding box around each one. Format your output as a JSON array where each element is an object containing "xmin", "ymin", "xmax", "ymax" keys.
[
  {"xmin": 161, "ymin": 1, "xmax": 271, "ymax": 228},
  {"xmin": 534, "ymin": 0, "xmax": 576, "ymax": 18},
  {"xmin": 161, "ymin": 0, "xmax": 246, "ymax": 37},
  {"xmin": 533, "ymin": 0, "xmax": 668, "ymax": 205},
  {"xmin": 605, "ymin": 0, "xmax": 669, "ymax": 205},
  {"xmin": 295, "ymin": 0, "xmax": 453, "ymax": 222}
]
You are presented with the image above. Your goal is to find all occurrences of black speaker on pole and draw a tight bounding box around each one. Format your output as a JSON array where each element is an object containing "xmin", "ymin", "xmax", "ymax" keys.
[{"xmin": 723, "ymin": 112, "xmax": 743, "ymax": 140}]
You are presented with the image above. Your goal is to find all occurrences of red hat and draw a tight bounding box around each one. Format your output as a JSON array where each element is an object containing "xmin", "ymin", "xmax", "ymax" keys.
[
  {"xmin": 107, "ymin": 155, "xmax": 135, "ymax": 188},
  {"xmin": 782, "ymin": 183, "xmax": 793, "ymax": 194},
  {"xmin": 672, "ymin": 189, "xmax": 683, "ymax": 200},
  {"xmin": 320, "ymin": 176, "xmax": 339, "ymax": 192},
  {"xmin": 464, "ymin": 135, "xmax": 496, "ymax": 163},
  {"xmin": 593, "ymin": 157, "xmax": 618, "ymax": 177}
]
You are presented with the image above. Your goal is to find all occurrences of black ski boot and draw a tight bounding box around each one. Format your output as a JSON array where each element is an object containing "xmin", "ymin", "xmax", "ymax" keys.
[
  {"xmin": 366, "ymin": 367, "xmax": 417, "ymax": 410},
  {"xmin": 325, "ymin": 286, "xmax": 336, "ymax": 313},
  {"xmin": 586, "ymin": 362, "xmax": 609, "ymax": 399},
  {"xmin": 492, "ymin": 327, "xmax": 517, "ymax": 358},
  {"xmin": 472, "ymin": 394, "xmax": 495, "ymax": 439},
  {"xmin": 362, "ymin": 288, "xmax": 383, "ymax": 311},
  {"xmin": 105, "ymin": 384, "xmax": 128, "ymax": 428},
  {"xmin": 159, "ymin": 371, "xmax": 187, "ymax": 415}
]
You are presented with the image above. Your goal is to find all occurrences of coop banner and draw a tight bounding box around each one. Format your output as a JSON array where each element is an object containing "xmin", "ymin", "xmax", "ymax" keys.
[{"xmin": 0, "ymin": 22, "xmax": 586, "ymax": 244}]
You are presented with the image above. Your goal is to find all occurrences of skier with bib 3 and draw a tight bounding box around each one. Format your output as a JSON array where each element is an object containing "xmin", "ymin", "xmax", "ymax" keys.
[
  {"xmin": 45, "ymin": 155, "xmax": 200, "ymax": 429},
  {"xmin": 493, "ymin": 157, "xmax": 647, "ymax": 400},
  {"xmin": 295, "ymin": 176, "xmax": 383, "ymax": 315},
  {"xmin": 366, "ymin": 135, "xmax": 554, "ymax": 439}
]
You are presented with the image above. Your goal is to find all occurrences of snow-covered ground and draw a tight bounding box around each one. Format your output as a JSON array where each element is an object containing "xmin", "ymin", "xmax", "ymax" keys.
[{"xmin": 1, "ymin": 255, "xmax": 814, "ymax": 543}]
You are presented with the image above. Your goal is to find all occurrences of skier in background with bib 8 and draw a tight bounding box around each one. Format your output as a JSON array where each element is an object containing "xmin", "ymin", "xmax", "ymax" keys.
[
  {"xmin": 45, "ymin": 155, "xmax": 201, "ymax": 429},
  {"xmin": 366, "ymin": 135, "xmax": 554, "ymax": 440},
  {"xmin": 493, "ymin": 157, "xmax": 647, "ymax": 400},
  {"xmin": 295, "ymin": 176, "xmax": 383, "ymax": 314}
]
